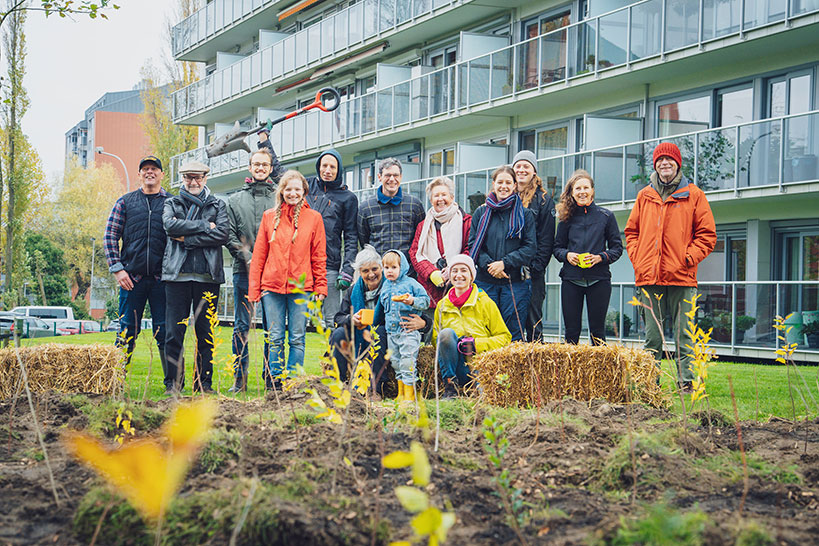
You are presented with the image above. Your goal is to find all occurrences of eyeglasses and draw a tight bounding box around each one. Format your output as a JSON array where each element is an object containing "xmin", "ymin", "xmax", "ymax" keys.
[
  {"xmin": 381, "ymin": 173, "xmax": 401, "ymax": 180},
  {"xmin": 251, "ymin": 162, "xmax": 271, "ymax": 168},
  {"xmin": 183, "ymin": 174, "xmax": 205, "ymax": 182}
]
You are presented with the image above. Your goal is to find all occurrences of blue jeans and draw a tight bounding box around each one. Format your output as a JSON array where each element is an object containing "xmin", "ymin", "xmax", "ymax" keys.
[
  {"xmin": 232, "ymin": 272, "xmax": 268, "ymax": 380},
  {"xmin": 437, "ymin": 328, "xmax": 472, "ymax": 387},
  {"xmin": 117, "ymin": 276, "xmax": 165, "ymax": 357},
  {"xmin": 261, "ymin": 292, "xmax": 308, "ymax": 380},
  {"xmin": 387, "ymin": 328, "xmax": 422, "ymax": 386},
  {"xmin": 476, "ymin": 279, "xmax": 531, "ymax": 342}
]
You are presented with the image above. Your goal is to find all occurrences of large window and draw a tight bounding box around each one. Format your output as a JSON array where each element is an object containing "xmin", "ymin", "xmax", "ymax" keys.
[
  {"xmin": 658, "ymin": 94, "xmax": 711, "ymax": 137},
  {"xmin": 519, "ymin": 123, "xmax": 570, "ymax": 199},
  {"xmin": 778, "ymin": 228, "xmax": 819, "ymax": 316},
  {"xmin": 519, "ymin": 7, "xmax": 572, "ymax": 88},
  {"xmin": 717, "ymin": 86, "xmax": 753, "ymax": 126},
  {"xmin": 428, "ymin": 147, "xmax": 455, "ymax": 178}
]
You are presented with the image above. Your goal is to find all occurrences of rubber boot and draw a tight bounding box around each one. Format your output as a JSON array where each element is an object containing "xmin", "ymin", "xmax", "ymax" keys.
[
  {"xmin": 396, "ymin": 380, "xmax": 405, "ymax": 401},
  {"xmin": 404, "ymin": 383, "xmax": 416, "ymax": 403}
]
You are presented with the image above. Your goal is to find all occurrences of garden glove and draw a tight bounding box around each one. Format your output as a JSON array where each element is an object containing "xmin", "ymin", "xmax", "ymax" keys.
[
  {"xmin": 429, "ymin": 270, "xmax": 445, "ymax": 287},
  {"xmin": 457, "ymin": 336, "xmax": 476, "ymax": 357},
  {"xmin": 336, "ymin": 277, "xmax": 351, "ymax": 291}
]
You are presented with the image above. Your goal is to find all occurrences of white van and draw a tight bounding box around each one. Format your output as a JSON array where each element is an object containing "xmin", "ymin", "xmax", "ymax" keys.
[{"xmin": 12, "ymin": 306, "xmax": 75, "ymax": 321}]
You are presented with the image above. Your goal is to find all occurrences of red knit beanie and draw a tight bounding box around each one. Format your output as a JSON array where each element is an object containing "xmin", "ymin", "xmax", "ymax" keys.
[{"xmin": 653, "ymin": 142, "xmax": 682, "ymax": 170}]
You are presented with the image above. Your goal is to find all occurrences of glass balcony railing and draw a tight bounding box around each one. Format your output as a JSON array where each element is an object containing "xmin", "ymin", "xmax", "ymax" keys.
[
  {"xmin": 536, "ymin": 281, "xmax": 819, "ymax": 354},
  {"xmin": 171, "ymin": 109, "xmax": 819, "ymax": 203},
  {"xmin": 173, "ymin": 0, "xmax": 277, "ymax": 57},
  {"xmin": 173, "ymin": 0, "xmax": 460, "ymax": 121}
]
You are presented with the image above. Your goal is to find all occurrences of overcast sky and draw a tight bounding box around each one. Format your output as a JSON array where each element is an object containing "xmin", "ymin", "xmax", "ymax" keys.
[{"xmin": 22, "ymin": 0, "xmax": 176, "ymax": 183}]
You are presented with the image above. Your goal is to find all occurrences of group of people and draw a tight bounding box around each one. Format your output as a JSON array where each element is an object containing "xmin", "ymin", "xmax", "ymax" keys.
[{"xmin": 105, "ymin": 136, "xmax": 715, "ymax": 397}]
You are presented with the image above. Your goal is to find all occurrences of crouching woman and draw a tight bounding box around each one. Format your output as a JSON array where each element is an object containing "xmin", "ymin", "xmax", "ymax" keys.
[{"xmin": 432, "ymin": 254, "xmax": 511, "ymax": 397}]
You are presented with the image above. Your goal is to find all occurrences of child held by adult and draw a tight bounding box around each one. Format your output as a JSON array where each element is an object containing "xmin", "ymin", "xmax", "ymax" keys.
[{"xmin": 379, "ymin": 250, "xmax": 430, "ymax": 403}]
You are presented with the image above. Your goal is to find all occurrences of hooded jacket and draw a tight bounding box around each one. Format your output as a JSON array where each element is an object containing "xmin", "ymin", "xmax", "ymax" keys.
[
  {"xmin": 432, "ymin": 284, "xmax": 511, "ymax": 354},
  {"xmin": 161, "ymin": 189, "xmax": 229, "ymax": 283},
  {"xmin": 624, "ymin": 176, "xmax": 716, "ymax": 287},
  {"xmin": 226, "ymin": 178, "xmax": 278, "ymax": 275},
  {"xmin": 306, "ymin": 149, "xmax": 358, "ymax": 282},
  {"xmin": 378, "ymin": 250, "xmax": 430, "ymax": 333},
  {"xmin": 248, "ymin": 201, "xmax": 327, "ymax": 299},
  {"xmin": 553, "ymin": 202, "xmax": 623, "ymax": 281}
]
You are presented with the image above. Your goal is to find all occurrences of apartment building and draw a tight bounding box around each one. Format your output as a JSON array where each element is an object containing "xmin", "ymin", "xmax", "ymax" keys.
[
  {"xmin": 64, "ymin": 89, "xmax": 151, "ymax": 191},
  {"xmin": 169, "ymin": 0, "xmax": 819, "ymax": 360}
]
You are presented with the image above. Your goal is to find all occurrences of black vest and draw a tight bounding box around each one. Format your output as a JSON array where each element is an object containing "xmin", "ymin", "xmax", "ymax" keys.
[{"xmin": 119, "ymin": 190, "xmax": 167, "ymax": 277}]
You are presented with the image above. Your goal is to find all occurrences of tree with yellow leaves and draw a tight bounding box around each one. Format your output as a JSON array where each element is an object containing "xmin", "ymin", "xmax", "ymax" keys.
[{"xmin": 42, "ymin": 157, "xmax": 121, "ymax": 301}]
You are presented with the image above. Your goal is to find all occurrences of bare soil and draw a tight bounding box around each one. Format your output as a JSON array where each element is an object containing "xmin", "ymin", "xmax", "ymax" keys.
[{"xmin": 0, "ymin": 387, "xmax": 817, "ymax": 545}]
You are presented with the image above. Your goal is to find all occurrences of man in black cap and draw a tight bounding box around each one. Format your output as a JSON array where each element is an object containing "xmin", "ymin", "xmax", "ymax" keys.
[{"xmin": 104, "ymin": 155, "xmax": 169, "ymax": 372}]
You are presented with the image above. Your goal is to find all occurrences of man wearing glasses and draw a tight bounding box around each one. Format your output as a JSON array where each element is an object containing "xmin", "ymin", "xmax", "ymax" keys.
[
  {"xmin": 358, "ymin": 158, "xmax": 425, "ymax": 276},
  {"xmin": 625, "ymin": 142, "xmax": 716, "ymax": 393},
  {"xmin": 162, "ymin": 161, "xmax": 229, "ymax": 394},
  {"xmin": 225, "ymin": 134, "xmax": 283, "ymax": 392},
  {"xmin": 306, "ymin": 149, "xmax": 358, "ymax": 329},
  {"xmin": 104, "ymin": 155, "xmax": 169, "ymax": 372}
]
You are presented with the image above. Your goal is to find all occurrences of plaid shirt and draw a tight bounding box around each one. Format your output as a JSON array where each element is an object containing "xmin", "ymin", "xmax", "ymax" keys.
[
  {"xmin": 358, "ymin": 189, "xmax": 425, "ymax": 259},
  {"xmin": 104, "ymin": 188, "xmax": 168, "ymax": 283}
]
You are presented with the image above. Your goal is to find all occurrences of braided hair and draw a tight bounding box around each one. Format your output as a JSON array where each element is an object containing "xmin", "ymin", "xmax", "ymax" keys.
[
  {"xmin": 556, "ymin": 169, "xmax": 594, "ymax": 223},
  {"xmin": 270, "ymin": 170, "xmax": 310, "ymax": 243}
]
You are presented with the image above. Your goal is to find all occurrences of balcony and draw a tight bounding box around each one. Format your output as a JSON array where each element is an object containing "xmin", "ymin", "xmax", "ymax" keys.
[
  {"xmin": 172, "ymin": 0, "xmax": 476, "ymax": 123},
  {"xmin": 172, "ymin": 0, "xmax": 288, "ymax": 61},
  {"xmin": 172, "ymin": 0, "xmax": 819, "ymax": 168}
]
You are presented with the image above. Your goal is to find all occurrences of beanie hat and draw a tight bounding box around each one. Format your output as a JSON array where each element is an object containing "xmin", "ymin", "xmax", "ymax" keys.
[
  {"xmin": 446, "ymin": 254, "xmax": 476, "ymax": 283},
  {"xmin": 653, "ymin": 142, "xmax": 682, "ymax": 170},
  {"xmin": 512, "ymin": 150, "xmax": 538, "ymax": 174}
]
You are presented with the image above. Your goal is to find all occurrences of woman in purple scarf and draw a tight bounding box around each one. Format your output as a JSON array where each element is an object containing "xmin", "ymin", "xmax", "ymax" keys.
[{"xmin": 468, "ymin": 166, "xmax": 537, "ymax": 341}]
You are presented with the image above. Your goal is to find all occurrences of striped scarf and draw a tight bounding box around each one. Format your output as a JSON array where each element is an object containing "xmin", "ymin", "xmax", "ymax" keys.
[{"xmin": 469, "ymin": 192, "xmax": 525, "ymax": 260}]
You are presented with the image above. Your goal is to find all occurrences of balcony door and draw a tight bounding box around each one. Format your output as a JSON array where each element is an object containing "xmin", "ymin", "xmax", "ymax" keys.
[
  {"xmin": 519, "ymin": 7, "xmax": 572, "ymax": 89},
  {"xmin": 781, "ymin": 231, "xmax": 819, "ymax": 314},
  {"xmin": 429, "ymin": 46, "xmax": 457, "ymax": 115}
]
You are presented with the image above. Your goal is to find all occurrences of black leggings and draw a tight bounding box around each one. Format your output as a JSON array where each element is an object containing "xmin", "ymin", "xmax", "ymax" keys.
[{"xmin": 561, "ymin": 279, "xmax": 611, "ymax": 345}]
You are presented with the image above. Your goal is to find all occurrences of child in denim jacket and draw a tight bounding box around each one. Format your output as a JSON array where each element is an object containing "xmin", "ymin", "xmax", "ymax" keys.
[{"xmin": 379, "ymin": 250, "xmax": 430, "ymax": 402}]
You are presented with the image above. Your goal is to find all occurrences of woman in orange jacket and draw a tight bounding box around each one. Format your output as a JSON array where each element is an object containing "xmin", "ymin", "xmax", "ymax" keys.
[{"xmin": 249, "ymin": 170, "xmax": 327, "ymax": 389}]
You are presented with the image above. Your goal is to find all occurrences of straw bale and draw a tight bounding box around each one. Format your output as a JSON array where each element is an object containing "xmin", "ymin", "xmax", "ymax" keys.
[
  {"xmin": 469, "ymin": 342, "xmax": 667, "ymax": 408},
  {"xmin": 0, "ymin": 344, "xmax": 125, "ymax": 399}
]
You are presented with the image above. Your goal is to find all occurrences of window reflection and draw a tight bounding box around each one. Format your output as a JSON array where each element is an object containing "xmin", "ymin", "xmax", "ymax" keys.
[{"xmin": 658, "ymin": 95, "xmax": 711, "ymax": 136}]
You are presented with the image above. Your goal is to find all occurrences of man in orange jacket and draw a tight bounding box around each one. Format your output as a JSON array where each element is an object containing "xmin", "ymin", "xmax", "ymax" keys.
[{"xmin": 624, "ymin": 142, "xmax": 716, "ymax": 392}]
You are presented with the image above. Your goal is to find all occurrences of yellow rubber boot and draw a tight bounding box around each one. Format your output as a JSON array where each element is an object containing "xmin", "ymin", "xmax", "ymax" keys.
[
  {"xmin": 404, "ymin": 383, "xmax": 416, "ymax": 403},
  {"xmin": 396, "ymin": 380, "xmax": 405, "ymax": 401}
]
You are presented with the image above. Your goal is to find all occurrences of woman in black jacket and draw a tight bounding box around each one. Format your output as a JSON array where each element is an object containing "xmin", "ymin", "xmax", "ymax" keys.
[
  {"xmin": 469, "ymin": 166, "xmax": 537, "ymax": 341},
  {"xmin": 553, "ymin": 169, "xmax": 622, "ymax": 345}
]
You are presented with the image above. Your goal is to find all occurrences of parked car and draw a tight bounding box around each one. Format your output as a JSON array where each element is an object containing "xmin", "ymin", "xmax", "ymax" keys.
[
  {"xmin": 56, "ymin": 320, "xmax": 81, "ymax": 336},
  {"xmin": 0, "ymin": 311, "xmax": 15, "ymax": 338},
  {"xmin": 105, "ymin": 319, "xmax": 121, "ymax": 332},
  {"xmin": 12, "ymin": 306, "xmax": 75, "ymax": 321},
  {"xmin": 11, "ymin": 316, "xmax": 54, "ymax": 338},
  {"xmin": 80, "ymin": 321, "xmax": 101, "ymax": 334}
]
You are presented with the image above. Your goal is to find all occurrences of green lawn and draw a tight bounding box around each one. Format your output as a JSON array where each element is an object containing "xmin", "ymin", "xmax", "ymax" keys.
[{"xmin": 23, "ymin": 330, "xmax": 819, "ymax": 421}]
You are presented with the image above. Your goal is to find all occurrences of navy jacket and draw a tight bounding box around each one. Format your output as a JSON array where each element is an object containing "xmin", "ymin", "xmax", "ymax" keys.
[
  {"xmin": 553, "ymin": 202, "xmax": 623, "ymax": 281},
  {"xmin": 306, "ymin": 149, "xmax": 359, "ymax": 281},
  {"xmin": 527, "ymin": 190, "xmax": 556, "ymax": 273},
  {"xmin": 468, "ymin": 205, "xmax": 537, "ymax": 285}
]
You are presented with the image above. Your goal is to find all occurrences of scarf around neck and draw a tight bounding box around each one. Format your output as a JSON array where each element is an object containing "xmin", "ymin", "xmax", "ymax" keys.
[
  {"xmin": 448, "ymin": 284, "xmax": 474, "ymax": 308},
  {"xmin": 469, "ymin": 192, "xmax": 525, "ymax": 260},
  {"xmin": 415, "ymin": 204, "xmax": 462, "ymax": 267},
  {"xmin": 180, "ymin": 186, "xmax": 211, "ymax": 220},
  {"xmin": 377, "ymin": 185, "xmax": 403, "ymax": 206}
]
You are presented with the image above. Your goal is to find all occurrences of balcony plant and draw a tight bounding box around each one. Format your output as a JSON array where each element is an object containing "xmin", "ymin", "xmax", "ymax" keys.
[
  {"xmin": 802, "ymin": 320, "xmax": 819, "ymax": 349},
  {"xmin": 605, "ymin": 311, "xmax": 632, "ymax": 337},
  {"xmin": 697, "ymin": 311, "xmax": 755, "ymax": 343}
]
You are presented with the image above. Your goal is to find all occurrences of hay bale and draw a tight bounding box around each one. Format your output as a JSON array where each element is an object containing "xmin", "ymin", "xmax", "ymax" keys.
[
  {"xmin": 0, "ymin": 344, "xmax": 125, "ymax": 399},
  {"xmin": 470, "ymin": 342, "xmax": 667, "ymax": 408}
]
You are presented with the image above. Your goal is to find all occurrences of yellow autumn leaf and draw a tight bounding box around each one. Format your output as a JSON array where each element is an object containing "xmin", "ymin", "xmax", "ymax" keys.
[
  {"xmin": 388, "ymin": 542, "xmax": 412, "ymax": 546},
  {"xmin": 63, "ymin": 433, "xmax": 190, "ymax": 520},
  {"xmin": 410, "ymin": 441, "xmax": 431, "ymax": 487},
  {"xmin": 437, "ymin": 511, "xmax": 456, "ymax": 542},
  {"xmin": 411, "ymin": 506, "xmax": 442, "ymax": 536},
  {"xmin": 394, "ymin": 486, "xmax": 429, "ymax": 513},
  {"xmin": 164, "ymin": 398, "xmax": 217, "ymax": 450},
  {"xmin": 382, "ymin": 450, "xmax": 413, "ymax": 468}
]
